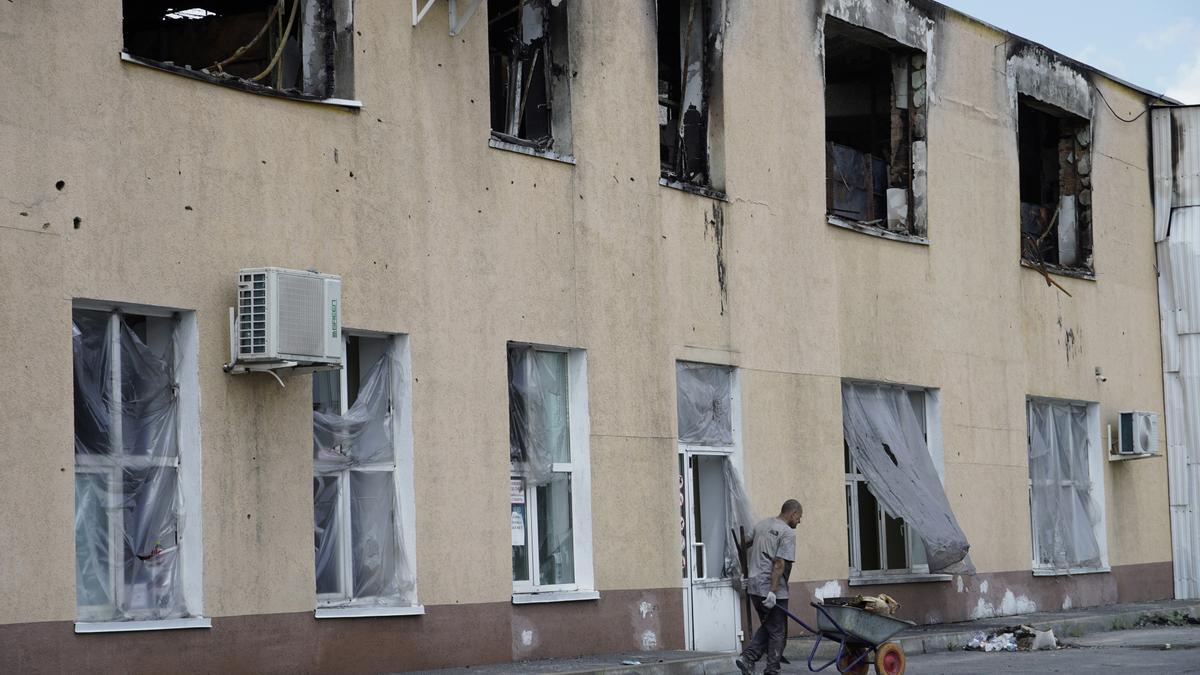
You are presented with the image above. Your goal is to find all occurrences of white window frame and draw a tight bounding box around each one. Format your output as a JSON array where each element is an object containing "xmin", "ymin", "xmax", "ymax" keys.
[
  {"xmin": 72, "ymin": 300, "xmax": 207, "ymax": 633},
  {"xmin": 1026, "ymin": 397, "xmax": 1109, "ymax": 576},
  {"xmin": 843, "ymin": 383, "xmax": 948, "ymax": 584},
  {"xmin": 510, "ymin": 344, "xmax": 595, "ymax": 603},
  {"xmin": 313, "ymin": 331, "xmax": 422, "ymax": 616}
]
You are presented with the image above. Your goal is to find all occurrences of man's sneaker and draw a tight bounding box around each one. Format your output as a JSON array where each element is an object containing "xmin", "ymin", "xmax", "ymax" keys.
[{"xmin": 734, "ymin": 656, "xmax": 754, "ymax": 675}]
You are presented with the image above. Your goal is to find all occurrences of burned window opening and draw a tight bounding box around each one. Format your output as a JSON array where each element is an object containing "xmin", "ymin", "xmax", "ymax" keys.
[
  {"xmin": 122, "ymin": 1, "xmax": 354, "ymax": 101},
  {"xmin": 1018, "ymin": 95, "xmax": 1092, "ymax": 274},
  {"xmin": 488, "ymin": 0, "xmax": 571, "ymax": 154},
  {"xmin": 824, "ymin": 18, "xmax": 927, "ymax": 237},
  {"xmin": 657, "ymin": 0, "xmax": 721, "ymax": 189}
]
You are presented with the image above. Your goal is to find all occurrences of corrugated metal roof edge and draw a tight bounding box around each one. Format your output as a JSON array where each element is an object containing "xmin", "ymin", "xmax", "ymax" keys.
[{"xmin": 931, "ymin": 1, "xmax": 1183, "ymax": 106}]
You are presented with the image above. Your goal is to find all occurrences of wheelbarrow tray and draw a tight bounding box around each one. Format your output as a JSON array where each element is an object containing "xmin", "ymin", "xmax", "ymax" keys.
[{"xmin": 815, "ymin": 604, "xmax": 915, "ymax": 646}]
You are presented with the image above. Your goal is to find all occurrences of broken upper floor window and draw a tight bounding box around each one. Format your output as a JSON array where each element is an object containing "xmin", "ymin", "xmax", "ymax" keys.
[
  {"xmin": 122, "ymin": 1, "xmax": 355, "ymax": 101},
  {"xmin": 488, "ymin": 0, "xmax": 572, "ymax": 154},
  {"xmin": 825, "ymin": 18, "xmax": 927, "ymax": 238},
  {"xmin": 1018, "ymin": 96, "xmax": 1093, "ymax": 274},
  {"xmin": 657, "ymin": 0, "xmax": 724, "ymax": 190}
]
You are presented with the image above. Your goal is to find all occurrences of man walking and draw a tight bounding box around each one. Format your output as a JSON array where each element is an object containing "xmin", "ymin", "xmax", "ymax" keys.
[{"xmin": 736, "ymin": 499, "xmax": 802, "ymax": 675}]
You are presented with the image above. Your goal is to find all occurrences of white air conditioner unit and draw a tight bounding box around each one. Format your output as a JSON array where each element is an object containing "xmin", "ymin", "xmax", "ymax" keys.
[
  {"xmin": 1118, "ymin": 411, "xmax": 1159, "ymax": 456},
  {"xmin": 234, "ymin": 267, "xmax": 342, "ymax": 366}
]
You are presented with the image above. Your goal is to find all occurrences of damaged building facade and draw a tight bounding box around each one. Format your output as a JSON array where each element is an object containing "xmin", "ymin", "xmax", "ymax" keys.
[{"xmin": 0, "ymin": 0, "xmax": 1179, "ymax": 671}]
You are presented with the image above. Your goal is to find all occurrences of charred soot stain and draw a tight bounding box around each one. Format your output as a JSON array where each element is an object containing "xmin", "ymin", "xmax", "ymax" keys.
[{"xmin": 705, "ymin": 203, "xmax": 728, "ymax": 316}]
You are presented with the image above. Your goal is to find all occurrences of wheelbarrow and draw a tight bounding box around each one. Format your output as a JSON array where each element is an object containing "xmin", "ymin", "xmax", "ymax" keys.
[{"xmin": 776, "ymin": 599, "xmax": 915, "ymax": 675}]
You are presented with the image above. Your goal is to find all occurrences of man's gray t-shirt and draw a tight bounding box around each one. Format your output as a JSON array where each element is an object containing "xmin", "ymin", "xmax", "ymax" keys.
[{"xmin": 747, "ymin": 517, "xmax": 796, "ymax": 599}]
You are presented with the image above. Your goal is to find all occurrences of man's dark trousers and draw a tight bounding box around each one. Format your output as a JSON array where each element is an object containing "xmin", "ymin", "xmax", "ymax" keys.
[{"xmin": 741, "ymin": 594, "xmax": 788, "ymax": 674}]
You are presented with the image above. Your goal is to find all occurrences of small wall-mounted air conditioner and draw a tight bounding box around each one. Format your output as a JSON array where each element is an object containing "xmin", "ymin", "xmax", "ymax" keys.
[
  {"xmin": 235, "ymin": 267, "xmax": 342, "ymax": 365},
  {"xmin": 1118, "ymin": 411, "xmax": 1159, "ymax": 456}
]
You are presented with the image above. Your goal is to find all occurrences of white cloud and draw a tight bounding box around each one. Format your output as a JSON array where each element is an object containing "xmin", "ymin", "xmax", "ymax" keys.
[
  {"xmin": 1165, "ymin": 48, "xmax": 1200, "ymax": 105},
  {"xmin": 1136, "ymin": 18, "xmax": 1196, "ymax": 52}
]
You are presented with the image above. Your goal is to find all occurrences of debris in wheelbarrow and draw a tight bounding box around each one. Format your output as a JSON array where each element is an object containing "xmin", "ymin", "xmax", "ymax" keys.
[{"xmin": 823, "ymin": 594, "xmax": 901, "ymax": 616}]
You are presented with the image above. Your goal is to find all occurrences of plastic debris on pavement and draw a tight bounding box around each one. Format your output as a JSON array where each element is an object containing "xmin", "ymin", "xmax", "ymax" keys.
[
  {"xmin": 966, "ymin": 625, "xmax": 1057, "ymax": 652},
  {"xmin": 966, "ymin": 631, "xmax": 1017, "ymax": 652}
]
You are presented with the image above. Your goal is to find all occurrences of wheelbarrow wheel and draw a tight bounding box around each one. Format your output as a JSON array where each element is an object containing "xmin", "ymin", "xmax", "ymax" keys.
[
  {"xmin": 836, "ymin": 646, "xmax": 870, "ymax": 675},
  {"xmin": 873, "ymin": 642, "xmax": 906, "ymax": 675}
]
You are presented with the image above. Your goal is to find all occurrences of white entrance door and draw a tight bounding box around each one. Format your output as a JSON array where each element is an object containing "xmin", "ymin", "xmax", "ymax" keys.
[{"xmin": 680, "ymin": 452, "xmax": 742, "ymax": 652}]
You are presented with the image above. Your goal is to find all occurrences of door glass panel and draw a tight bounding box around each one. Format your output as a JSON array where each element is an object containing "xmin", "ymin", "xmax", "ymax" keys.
[{"xmin": 695, "ymin": 455, "xmax": 730, "ymax": 579}]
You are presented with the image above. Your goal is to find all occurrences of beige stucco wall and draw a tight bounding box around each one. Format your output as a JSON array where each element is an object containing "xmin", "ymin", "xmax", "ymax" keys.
[{"xmin": 0, "ymin": 0, "xmax": 1170, "ymax": 627}]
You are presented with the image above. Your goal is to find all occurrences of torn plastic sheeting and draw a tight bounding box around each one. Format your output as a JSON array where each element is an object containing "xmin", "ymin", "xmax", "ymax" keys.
[
  {"xmin": 676, "ymin": 361, "xmax": 733, "ymax": 445},
  {"xmin": 73, "ymin": 311, "xmax": 186, "ymax": 621},
  {"xmin": 509, "ymin": 347, "xmax": 569, "ymax": 487},
  {"xmin": 1029, "ymin": 400, "xmax": 1102, "ymax": 570},
  {"xmin": 312, "ymin": 349, "xmax": 415, "ymax": 605},
  {"xmin": 313, "ymin": 350, "xmax": 397, "ymax": 469},
  {"xmin": 722, "ymin": 458, "xmax": 757, "ymax": 581},
  {"xmin": 841, "ymin": 382, "xmax": 973, "ymax": 573}
]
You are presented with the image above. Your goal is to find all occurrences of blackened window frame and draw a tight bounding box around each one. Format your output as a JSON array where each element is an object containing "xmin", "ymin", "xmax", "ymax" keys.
[
  {"xmin": 657, "ymin": 0, "xmax": 724, "ymax": 193},
  {"xmin": 1017, "ymin": 95, "xmax": 1094, "ymax": 277},
  {"xmin": 487, "ymin": 0, "xmax": 573, "ymax": 156},
  {"xmin": 823, "ymin": 16, "xmax": 927, "ymax": 240},
  {"xmin": 120, "ymin": 0, "xmax": 357, "ymax": 106}
]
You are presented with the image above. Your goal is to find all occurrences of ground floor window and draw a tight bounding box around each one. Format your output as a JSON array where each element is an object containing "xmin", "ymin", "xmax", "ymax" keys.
[
  {"xmin": 72, "ymin": 305, "xmax": 202, "ymax": 623},
  {"xmin": 312, "ymin": 333, "xmax": 417, "ymax": 607},
  {"xmin": 509, "ymin": 344, "xmax": 593, "ymax": 594},
  {"xmin": 1027, "ymin": 398, "xmax": 1107, "ymax": 573},
  {"xmin": 843, "ymin": 387, "xmax": 931, "ymax": 577},
  {"xmin": 841, "ymin": 381, "xmax": 971, "ymax": 576}
]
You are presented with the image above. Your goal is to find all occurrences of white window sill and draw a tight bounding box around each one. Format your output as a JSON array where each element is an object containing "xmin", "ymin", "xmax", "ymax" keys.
[
  {"xmin": 512, "ymin": 590, "xmax": 600, "ymax": 605},
  {"xmin": 119, "ymin": 53, "xmax": 363, "ymax": 109},
  {"xmin": 1108, "ymin": 451, "xmax": 1159, "ymax": 462},
  {"xmin": 315, "ymin": 605, "xmax": 425, "ymax": 619},
  {"xmin": 488, "ymin": 136, "xmax": 575, "ymax": 165},
  {"xmin": 827, "ymin": 214, "xmax": 929, "ymax": 245},
  {"xmin": 849, "ymin": 573, "xmax": 952, "ymax": 586},
  {"xmin": 75, "ymin": 617, "xmax": 212, "ymax": 634},
  {"xmin": 1032, "ymin": 566, "xmax": 1110, "ymax": 577}
]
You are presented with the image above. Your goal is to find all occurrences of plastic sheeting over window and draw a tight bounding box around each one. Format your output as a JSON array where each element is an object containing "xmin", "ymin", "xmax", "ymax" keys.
[
  {"xmin": 72, "ymin": 310, "xmax": 188, "ymax": 622},
  {"xmin": 721, "ymin": 458, "xmax": 757, "ymax": 581},
  {"xmin": 1028, "ymin": 400, "xmax": 1103, "ymax": 571},
  {"xmin": 841, "ymin": 382, "xmax": 973, "ymax": 574},
  {"xmin": 676, "ymin": 361, "xmax": 733, "ymax": 445},
  {"xmin": 312, "ymin": 346, "xmax": 415, "ymax": 606},
  {"xmin": 509, "ymin": 347, "xmax": 569, "ymax": 487}
]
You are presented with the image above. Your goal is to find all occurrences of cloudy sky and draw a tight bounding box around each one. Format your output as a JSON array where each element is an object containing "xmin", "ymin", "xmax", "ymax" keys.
[{"xmin": 939, "ymin": 0, "xmax": 1200, "ymax": 104}]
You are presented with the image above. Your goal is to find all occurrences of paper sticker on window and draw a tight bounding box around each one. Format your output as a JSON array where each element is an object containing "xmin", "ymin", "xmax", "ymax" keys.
[
  {"xmin": 511, "ymin": 509, "xmax": 526, "ymax": 547},
  {"xmin": 510, "ymin": 479, "xmax": 525, "ymax": 505}
]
